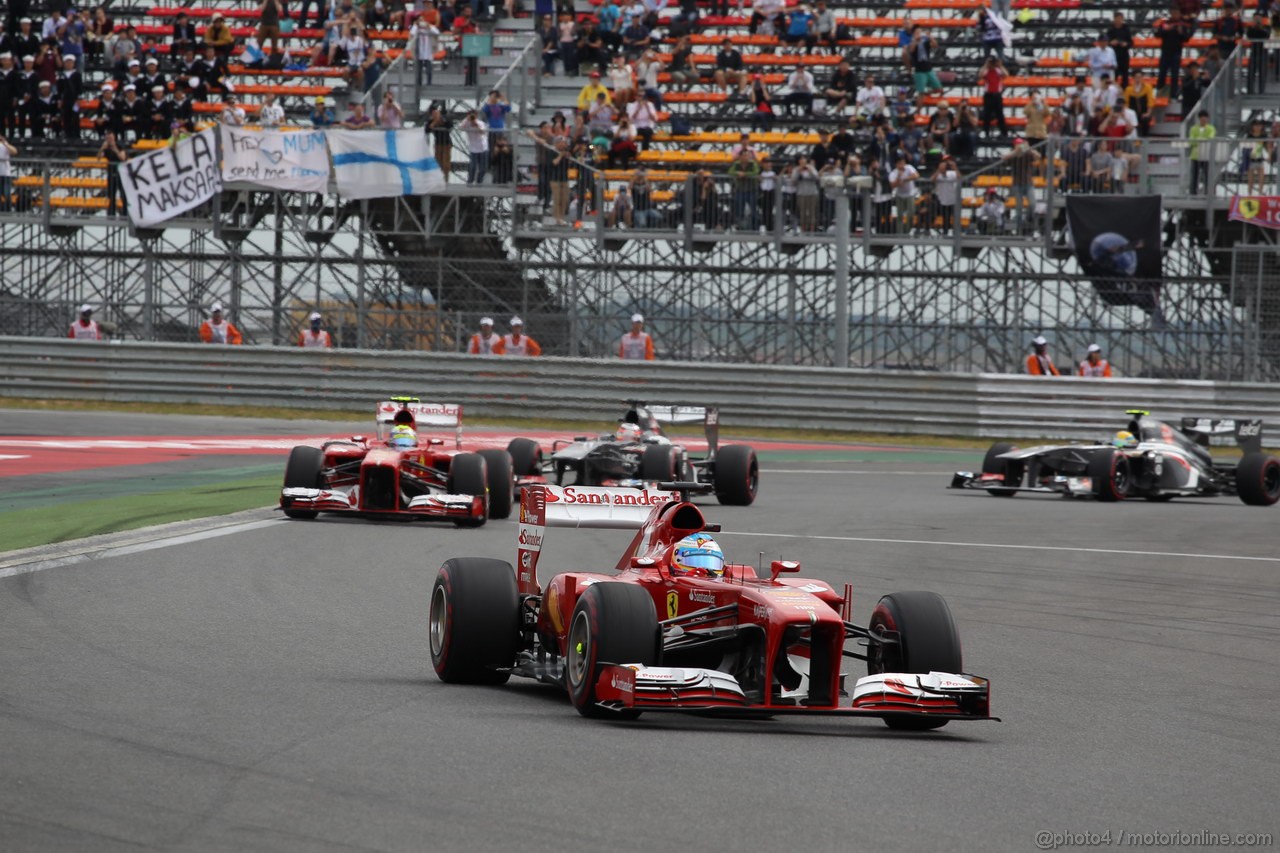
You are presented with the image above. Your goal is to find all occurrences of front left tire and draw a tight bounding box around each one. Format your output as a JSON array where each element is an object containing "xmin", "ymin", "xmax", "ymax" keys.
[
  {"xmin": 867, "ymin": 591, "xmax": 963, "ymax": 731},
  {"xmin": 281, "ymin": 445, "xmax": 323, "ymax": 519}
]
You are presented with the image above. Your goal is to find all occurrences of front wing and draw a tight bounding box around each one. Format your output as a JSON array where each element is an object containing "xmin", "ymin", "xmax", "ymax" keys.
[
  {"xmin": 280, "ymin": 487, "xmax": 485, "ymax": 520},
  {"xmin": 950, "ymin": 471, "xmax": 1093, "ymax": 497},
  {"xmin": 593, "ymin": 665, "xmax": 995, "ymax": 722}
]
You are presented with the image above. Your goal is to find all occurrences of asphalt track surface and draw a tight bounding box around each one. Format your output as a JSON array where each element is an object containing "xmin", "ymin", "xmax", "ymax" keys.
[{"xmin": 2, "ymin": 415, "xmax": 1278, "ymax": 852}]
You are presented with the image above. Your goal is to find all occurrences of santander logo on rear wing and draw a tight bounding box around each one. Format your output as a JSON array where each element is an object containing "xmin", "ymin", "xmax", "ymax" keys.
[{"xmin": 515, "ymin": 484, "xmax": 675, "ymax": 595}]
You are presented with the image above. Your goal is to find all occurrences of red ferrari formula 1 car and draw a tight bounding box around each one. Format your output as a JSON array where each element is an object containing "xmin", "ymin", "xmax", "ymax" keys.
[
  {"xmin": 279, "ymin": 397, "xmax": 515, "ymax": 526},
  {"xmin": 428, "ymin": 483, "xmax": 994, "ymax": 729}
]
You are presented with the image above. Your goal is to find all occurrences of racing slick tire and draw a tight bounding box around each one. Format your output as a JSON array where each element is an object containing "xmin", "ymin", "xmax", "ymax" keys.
[
  {"xmin": 566, "ymin": 583, "xmax": 660, "ymax": 719},
  {"xmin": 639, "ymin": 444, "xmax": 678, "ymax": 482},
  {"xmin": 1235, "ymin": 452, "xmax": 1280, "ymax": 506},
  {"xmin": 867, "ymin": 591, "xmax": 963, "ymax": 731},
  {"xmin": 1087, "ymin": 448, "xmax": 1130, "ymax": 502},
  {"xmin": 981, "ymin": 442, "xmax": 1023, "ymax": 497},
  {"xmin": 713, "ymin": 445, "xmax": 759, "ymax": 506},
  {"xmin": 506, "ymin": 438, "xmax": 543, "ymax": 477},
  {"xmin": 477, "ymin": 449, "xmax": 514, "ymax": 520},
  {"xmin": 281, "ymin": 445, "xmax": 323, "ymax": 519},
  {"xmin": 447, "ymin": 453, "xmax": 489, "ymax": 527},
  {"xmin": 429, "ymin": 558, "xmax": 520, "ymax": 685}
]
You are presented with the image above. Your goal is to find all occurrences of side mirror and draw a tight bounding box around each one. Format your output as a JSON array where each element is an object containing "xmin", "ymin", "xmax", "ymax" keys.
[
  {"xmin": 428, "ymin": 438, "xmax": 444, "ymax": 446},
  {"xmin": 630, "ymin": 556, "xmax": 657, "ymax": 569},
  {"xmin": 350, "ymin": 435, "xmax": 365, "ymax": 442},
  {"xmin": 770, "ymin": 560, "xmax": 800, "ymax": 581}
]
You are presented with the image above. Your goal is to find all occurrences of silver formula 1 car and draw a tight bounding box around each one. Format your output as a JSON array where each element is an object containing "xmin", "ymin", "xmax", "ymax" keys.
[{"xmin": 950, "ymin": 410, "xmax": 1280, "ymax": 505}]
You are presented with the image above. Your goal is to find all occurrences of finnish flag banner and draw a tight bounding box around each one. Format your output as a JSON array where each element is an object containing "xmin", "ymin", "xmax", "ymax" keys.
[{"xmin": 326, "ymin": 129, "xmax": 445, "ymax": 199}]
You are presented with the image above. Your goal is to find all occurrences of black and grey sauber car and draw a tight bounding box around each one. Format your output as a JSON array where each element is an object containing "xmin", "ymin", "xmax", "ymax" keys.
[
  {"xmin": 532, "ymin": 401, "xmax": 759, "ymax": 506},
  {"xmin": 950, "ymin": 410, "xmax": 1280, "ymax": 506}
]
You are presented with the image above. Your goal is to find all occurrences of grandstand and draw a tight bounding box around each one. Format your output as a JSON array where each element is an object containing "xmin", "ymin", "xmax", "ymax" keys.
[{"xmin": 0, "ymin": 0, "xmax": 1277, "ymax": 378}]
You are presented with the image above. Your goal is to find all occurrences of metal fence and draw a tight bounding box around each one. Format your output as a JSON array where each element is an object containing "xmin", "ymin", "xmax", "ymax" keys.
[{"xmin": 4, "ymin": 335, "xmax": 1280, "ymax": 442}]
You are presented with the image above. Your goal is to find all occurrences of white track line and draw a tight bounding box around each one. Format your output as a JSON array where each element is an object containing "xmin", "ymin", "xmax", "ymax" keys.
[
  {"xmin": 761, "ymin": 469, "xmax": 940, "ymax": 475},
  {"xmin": 721, "ymin": 530, "xmax": 1280, "ymax": 563},
  {"xmin": 0, "ymin": 518, "xmax": 284, "ymax": 579}
]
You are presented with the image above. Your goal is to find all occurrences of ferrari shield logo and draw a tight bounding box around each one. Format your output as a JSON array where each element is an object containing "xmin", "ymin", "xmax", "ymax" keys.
[
  {"xmin": 1240, "ymin": 197, "xmax": 1260, "ymax": 219},
  {"xmin": 666, "ymin": 591, "xmax": 679, "ymax": 619}
]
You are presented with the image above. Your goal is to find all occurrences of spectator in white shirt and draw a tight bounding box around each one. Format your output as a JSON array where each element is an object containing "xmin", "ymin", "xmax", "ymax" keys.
[
  {"xmin": 410, "ymin": 18, "xmax": 440, "ymax": 87},
  {"xmin": 888, "ymin": 155, "xmax": 919, "ymax": 232},
  {"xmin": 1085, "ymin": 35, "xmax": 1116, "ymax": 87},
  {"xmin": 783, "ymin": 67, "xmax": 815, "ymax": 116},
  {"xmin": 259, "ymin": 92, "xmax": 285, "ymax": 127},
  {"xmin": 627, "ymin": 96, "xmax": 659, "ymax": 149},
  {"xmin": 855, "ymin": 74, "xmax": 886, "ymax": 119},
  {"xmin": 377, "ymin": 91, "xmax": 404, "ymax": 127},
  {"xmin": 221, "ymin": 96, "xmax": 247, "ymax": 126}
]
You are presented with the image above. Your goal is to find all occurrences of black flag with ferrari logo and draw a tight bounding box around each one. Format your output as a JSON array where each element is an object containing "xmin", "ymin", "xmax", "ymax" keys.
[{"xmin": 1066, "ymin": 195, "xmax": 1163, "ymax": 314}]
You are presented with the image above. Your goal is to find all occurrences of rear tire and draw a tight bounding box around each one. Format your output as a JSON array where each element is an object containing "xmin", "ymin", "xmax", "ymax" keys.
[
  {"xmin": 713, "ymin": 445, "xmax": 759, "ymax": 505},
  {"xmin": 1236, "ymin": 452, "xmax": 1280, "ymax": 506},
  {"xmin": 506, "ymin": 438, "xmax": 543, "ymax": 477},
  {"xmin": 429, "ymin": 558, "xmax": 520, "ymax": 685},
  {"xmin": 867, "ymin": 591, "xmax": 963, "ymax": 731},
  {"xmin": 281, "ymin": 445, "xmax": 323, "ymax": 519},
  {"xmin": 447, "ymin": 453, "xmax": 489, "ymax": 527},
  {"xmin": 477, "ymin": 449, "xmax": 514, "ymax": 520},
  {"xmin": 1087, "ymin": 448, "xmax": 1130, "ymax": 502},
  {"xmin": 566, "ymin": 583, "xmax": 660, "ymax": 719},
  {"xmin": 981, "ymin": 442, "xmax": 1022, "ymax": 497},
  {"xmin": 639, "ymin": 444, "xmax": 677, "ymax": 482}
]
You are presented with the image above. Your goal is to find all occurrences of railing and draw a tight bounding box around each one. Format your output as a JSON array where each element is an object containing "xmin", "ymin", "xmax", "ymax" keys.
[{"xmin": 4, "ymin": 335, "xmax": 1280, "ymax": 441}]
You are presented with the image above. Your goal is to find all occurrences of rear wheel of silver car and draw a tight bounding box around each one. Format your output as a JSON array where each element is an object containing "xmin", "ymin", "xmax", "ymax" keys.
[
  {"xmin": 867, "ymin": 591, "xmax": 963, "ymax": 731},
  {"xmin": 447, "ymin": 453, "xmax": 489, "ymax": 527},
  {"xmin": 713, "ymin": 445, "xmax": 759, "ymax": 506},
  {"xmin": 1236, "ymin": 453, "xmax": 1280, "ymax": 506},
  {"xmin": 567, "ymin": 583, "xmax": 660, "ymax": 719},
  {"xmin": 506, "ymin": 438, "xmax": 543, "ymax": 477},
  {"xmin": 281, "ymin": 445, "xmax": 323, "ymax": 519},
  {"xmin": 981, "ymin": 442, "xmax": 1022, "ymax": 497},
  {"xmin": 429, "ymin": 558, "xmax": 519, "ymax": 685},
  {"xmin": 1088, "ymin": 448, "xmax": 1130, "ymax": 502},
  {"xmin": 639, "ymin": 444, "xmax": 677, "ymax": 482}
]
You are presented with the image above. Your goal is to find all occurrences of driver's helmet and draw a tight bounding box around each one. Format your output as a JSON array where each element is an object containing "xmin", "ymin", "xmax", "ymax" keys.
[
  {"xmin": 615, "ymin": 422, "xmax": 643, "ymax": 443},
  {"xmin": 389, "ymin": 425, "xmax": 418, "ymax": 448},
  {"xmin": 670, "ymin": 534, "xmax": 725, "ymax": 579},
  {"xmin": 1112, "ymin": 430, "xmax": 1138, "ymax": 449}
]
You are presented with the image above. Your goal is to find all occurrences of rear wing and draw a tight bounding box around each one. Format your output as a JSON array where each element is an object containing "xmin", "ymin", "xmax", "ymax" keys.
[
  {"xmin": 630, "ymin": 403, "xmax": 720, "ymax": 456},
  {"xmin": 516, "ymin": 484, "xmax": 674, "ymax": 595},
  {"xmin": 375, "ymin": 398, "xmax": 463, "ymax": 448},
  {"xmin": 1180, "ymin": 417, "xmax": 1263, "ymax": 454}
]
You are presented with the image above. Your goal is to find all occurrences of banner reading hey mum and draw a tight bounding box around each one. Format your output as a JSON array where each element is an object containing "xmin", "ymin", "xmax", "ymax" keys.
[
  {"xmin": 220, "ymin": 126, "xmax": 330, "ymax": 193},
  {"xmin": 120, "ymin": 128, "xmax": 221, "ymax": 227}
]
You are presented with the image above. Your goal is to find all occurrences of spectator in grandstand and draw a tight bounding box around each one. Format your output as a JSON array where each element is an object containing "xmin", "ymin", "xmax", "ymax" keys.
[
  {"xmin": 468, "ymin": 317, "xmax": 503, "ymax": 354},
  {"xmin": 537, "ymin": 15, "xmax": 558, "ymax": 77},
  {"xmin": 1202, "ymin": 44, "xmax": 1225, "ymax": 80},
  {"xmin": 1025, "ymin": 336, "xmax": 1059, "ymax": 376},
  {"xmin": 813, "ymin": 1, "xmax": 838, "ymax": 54},
  {"xmin": 606, "ymin": 54, "xmax": 635, "ymax": 108},
  {"xmin": 976, "ymin": 188, "xmax": 1006, "ymax": 233},
  {"xmin": 952, "ymin": 102, "xmax": 978, "ymax": 159},
  {"xmin": 56, "ymin": 55, "xmax": 80, "ymax": 139},
  {"xmin": 299, "ymin": 313, "xmax": 333, "ymax": 348},
  {"xmin": 905, "ymin": 25, "xmax": 942, "ymax": 97},
  {"xmin": 556, "ymin": 12, "xmax": 579, "ymax": 77},
  {"xmin": 1023, "ymin": 93, "xmax": 1048, "ymax": 144},
  {"xmin": 68, "ymin": 305, "xmax": 102, "ymax": 341},
  {"xmin": 90, "ymin": 83, "xmax": 117, "ymax": 137},
  {"xmin": 141, "ymin": 57, "xmax": 165, "ymax": 92},
  {"xmin": 1079, "ymin": 344, "xmax": 1112, "ymax": 377},
  {"xmin": 714, "ymin": 38, "xmax": 748, "ymax": 96},
  {"xmin": 823, "ymin": 60, "xmax": 857, "ymax": 114},
  {"xmin": 783, "ymin": 65, "xmax": 816, "ymax": 116},
  {"xmin": 8, "ymin": 19, "xmax": 40, "ymax": 65},
  {"xmin": 749, "ymin": 75, "xmax": 774, "ymax": 131},
  {"xmin": 259, "ymin": 92, "xmax": 286, "ymax": 127},
  {"xmin": 310, "ymin": 96, "xmax": 337, "ymax": 127},
  {"xmin": 1085, "ymin": 34, "xmax": 1116, "ymax": 88},
  {"xmin": 1099, "ymin": 13, "xmax": 1133, "ymax": 89},
  {"xmin": 378, "ymin": 90, "xmax": 404, "ymax": 128},
  {"xmin": 631, "ymin": 48, "xmax": 662, "ymax": 108},
  {"xmin": 204, "ymin": 13, "xmax": 235, "ymax": 60},
  {"xmin": 491, "ymin": 133, "xmax": 515, "ymax": 182},
  {"xmin": 793, "ymin": 155, "xmax": 820, "ymax": 232},
  {"xmin": 1245, "ymin": 11, "xmax": 1271, "ymax": 95},
  {"xmin": 1003, "ymin": 138, "xmax": 1040, "ymax": 233},
  {"xmin": 930, "ymin": 156, "xmax": 959, "ymax": 233},
  {"xmin": 340, "ymin": 101, "xmax": 373, "ymax": 129},
  {"xmin": 169, "ymin": 11, "xmax": 196, "ymax": 56},
  {"xmin": 427, "ymin": 105, "xmax": 453, "ymax": 178},
  {"xmin": 619, "ymin": 314, "xmax": 654, "ymax": 359},
  {"xmin": 976, "ymin": 7, "xmax": 1005, "ymax": 61},
  {"xmin": 197, "ymin": 45, "xmax": 232, "ymax": 94},
  {"xmin": 620, "ymin": 15, "xmax": 651, "ymax": 62},
  {"xmin": 340, "ymin": 25, "xmax": 371, "ymax": 90},
  {"xmin": 979, "ymin": 56, "xmax": 1008, "ymax": 137},
  {"xmin": 1061, "ymin": 136, "xmax": 1089, "ymax": 191},
  {"xmin": 502, "ymin": 317, "xmax": 542, "ymax": 357},
  {"xmin": 728, "ymin": 147, "xmax": 761, "ymax": 230},
  {"xmin": 1243, "ymin": 117, "xmax": 1273, "ymax": 195},
  {"xmin": 577, "ymin": 71, "xmax": 611, "ymax": 113},
  {"xmin": 1093, "ymin": 74, "xmax": 1121, "ymax": 112},
  {"xmin": 1213, "ymin": 5, "xmax": 1243, "ymax": 58},
  {"xmin": 783, "ymin": 5, "xmax": 818, "ymax": 55},
  {"xmin": 460, "ymin": 109, "xmax": 489, "ymax": 184},
  {"xmin": 86, "ymin": 7, "xmax": 115, "ymax": 62},
  {"xmin": 609, "ymin": 115, "xmax": 637, "ymax": 167},
  {"xmin": 221, "ymin": 96, "xmax": 247, "ymax": 127},
  {"xmin": 35, "ymin": 36, "xmax": 60, "ymax": 85},
  {"xmin": 759, "ymin": 158, "xmax": 778, "ymax": 230},
  {"xmin": 116, "ymin": 84, "xmax": 141, "ymax": 140},
  {"xmin": 630, "ymin": 169, "xmax": 660, "ymax": 228},
  {"xmin": 57, "ymin": 20, "xmax": 83, "ymax": 72},
  {"xmin": 854, "ymin": 73, "xmax": 885, "ymax": 121},
  {"xmin": 693, "ymin": 168, "xmax": 722, "ymax": 230},
  {"xmin": 258, "ymin": 0, "xmax": 285, "ymax": 59},
  {"xmin": 667, "ymin": 35, "xmax": 694, "ymax": 91},
  {"xmin": 1123, "ymin": 72, "xmax": 1155, "ymax": 137},
  {"xmin": 0, "ymin": 133, "xmax": 15, "ymax": 212},
  {"xmin": 751, "ymin": 0, "xmax": 786, "ymax": 36},
  {"xmin": 363, "ymin": 49, "xmax": 390, "ymax": 94},
  {"xmin": 1154, "ymin": 9, "xmax": 1193, "ymax": 98},
  {"xmin": 42, "ymin": 9, "xmax": 67, "ymax": 42},
  {"xmin": 145, "ymin": 85, "xmax": 171, "ymax": 139},
  {"xmin": 628, "ymin": 93, "xmax": 659, "ymax": 150},
  {"xmin": 171, "ymin": 86, "xmax": 193, "ymax": 126},
  {"xmin": 888, "ymin": 154, "xmax": 919, "ymax": 233},
  {"xmin": 201, "ymin": 304, "xmax": 243, "ymax": 345},
  {"xmin": 1085, "ymin": 140, "xmax": 1114, "ymax": 192},
  {"xmin": 587, "ymin": 91, "xmax": 615, "ymax": 137},
  {"xmin": 408, "ymin": 16, "xmax": 440, "ymax": 87}
]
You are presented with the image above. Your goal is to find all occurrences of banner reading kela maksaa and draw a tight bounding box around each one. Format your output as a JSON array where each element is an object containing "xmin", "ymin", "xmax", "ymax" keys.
[{"xmin": 120, "ymin": 128, "xmax": 221, "ymax": 227}]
